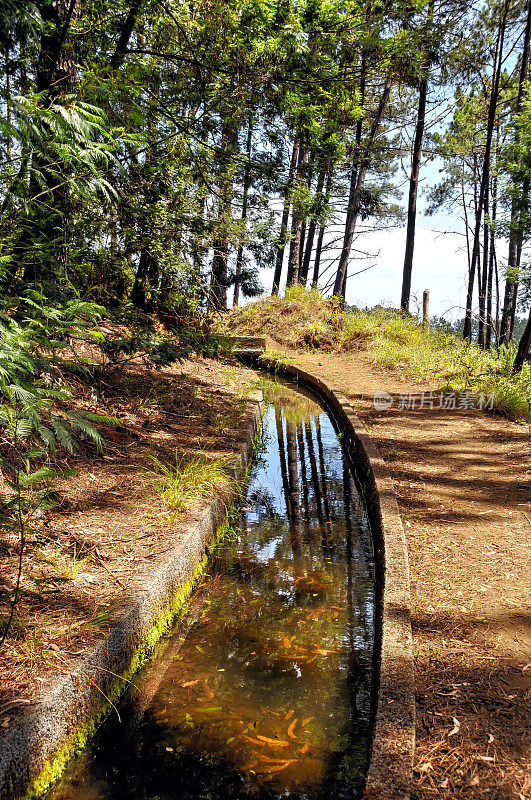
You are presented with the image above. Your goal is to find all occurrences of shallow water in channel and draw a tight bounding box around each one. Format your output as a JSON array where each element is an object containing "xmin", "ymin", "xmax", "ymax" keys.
[{"xmin": 48, "ymin": 378, "xmax": 376, "ymax": 800}]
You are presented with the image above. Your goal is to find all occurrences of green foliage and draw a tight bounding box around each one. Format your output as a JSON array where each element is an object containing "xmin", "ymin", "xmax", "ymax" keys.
[
  {"xmin": 100, "ymin": 329, "xmax": 189, "ymax": 369},
  {"xmin": 99, "ymin": 314, "xmax": 230, "ymax": 370},
  {"xmin": 148, "ymin": 453, "xmax": 233, "ymax": 523},
  {"xmin": 258, "ymin": 350, "xmax": 300, "ymax": 372},
  {"xmin": 0, "ymin": 294, "xmax": 121, "ymax": 645},
  {"xmin": 0, "ymin": 96, "xmax": 119, "ymax": 285},
  {"xmin": 0, "ymin": 0, "xmax": 431, "ymax": 313}
]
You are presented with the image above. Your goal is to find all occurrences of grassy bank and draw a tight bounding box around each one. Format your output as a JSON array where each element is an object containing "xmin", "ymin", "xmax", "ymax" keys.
[{"xmin": 221, "ymin": 288, "xmax": 531, "ymax": 422}]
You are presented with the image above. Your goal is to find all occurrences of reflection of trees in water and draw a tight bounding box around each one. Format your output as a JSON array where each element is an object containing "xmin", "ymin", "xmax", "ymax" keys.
[
  {"xmin": 296, "ymin": 423, "xmax": 311, "ymax": 538},
  {"xmin": 343, "ymin": 449, "xmax": 355, "ymax": 658},
  {"xmin": 219, "ymin": 398, "xmax": 375, "ymax": 739},
  {"xmin": 274, "ymin": 406, "xmax": 291, "ymax": 523},
  {"xmin": 247, "ymin": 487, "xmax": 278, "ymax": 519},
  {"xmin": 252, "ymin": 406, "xmax": 374, "ymax": 667},
  {"xmin": 315, "ymin": 419, "xmax": 333, "ymax": 533},
  {"xmin": 304, "ymin": 421, "xmax": 325, "ymax": 527},
  {"xmin": 285, "ymin": 419, "xmax": 303, "ymax": 567},
  {"xmin": 261, "ymin": 377, "xmax": 321, "ymax": 424}
]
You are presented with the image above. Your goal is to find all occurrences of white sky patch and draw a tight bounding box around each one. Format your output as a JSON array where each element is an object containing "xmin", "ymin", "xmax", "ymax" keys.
[{"xmin": 342, "ymin": 224, "xmax": 472, "ymax": 319}]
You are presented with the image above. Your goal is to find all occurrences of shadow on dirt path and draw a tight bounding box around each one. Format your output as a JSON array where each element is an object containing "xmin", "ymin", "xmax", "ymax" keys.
[{"xmin": 274, "ymin": 346, "xmax": 530, "ymax": 800}]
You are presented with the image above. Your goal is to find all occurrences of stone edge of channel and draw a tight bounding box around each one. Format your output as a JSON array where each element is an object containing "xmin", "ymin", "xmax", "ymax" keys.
[
  {"xmin": 0, "ymin": 391, "xmax": 264, "ymax": 800},
  {"xmin": 271, "ymin": 363, "xmax": 415, "ymax": 800}
]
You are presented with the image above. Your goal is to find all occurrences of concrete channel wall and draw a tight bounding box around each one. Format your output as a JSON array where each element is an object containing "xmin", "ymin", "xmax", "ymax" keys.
[
  {"xmin": 263, "ymin": 362, "xmax": 415, "ymax": 800},
  {"xmin": 0, "ymin": 393, "xmax": 264, "ymax": 800}
]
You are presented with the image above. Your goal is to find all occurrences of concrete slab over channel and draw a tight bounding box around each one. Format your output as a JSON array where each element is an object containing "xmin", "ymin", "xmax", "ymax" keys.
[
  {"xmin": 262, "ymin": 362, "xmax": 415, "ymax": 800},
  {"xmin": 0, "ymin": 393, "xmax": 264, "ymax": 800},
  {"xmin": 225, "ymin": 335, "xmax": 267, "ymax": 361}
]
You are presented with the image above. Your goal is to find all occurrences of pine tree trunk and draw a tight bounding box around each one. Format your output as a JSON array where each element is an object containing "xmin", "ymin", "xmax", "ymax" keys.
[
  {"xmin": 463, "ymin": 4, "xmax": 508, "ymax": 341},
  {"xmin": 110, "ymin": 0, "xmax": 143, "ymax": 69},
  {"xmin": 485, "ymin": 172, "xmax": 498, "ymax": 349},
  {"xmin": 286, "ymin": 208, "xmax": 303, "ymax": 287},
  {"xmin": 478, "ymin": 187, "xmax": 489, "ymax": 348},
  {"xmin": 286, "ymin": 145, "xmax": 308, "ymax": 287},
  {"xmin": 401, "ymin": 76, "xmax": 428, "ymax": 313},
  {"xmin": 272, "ymin": 140, "xmax": 299, "ymax": 295},
  {"xmin": 208, "ymin": 115, "xmax": 239, "ymax": 311},
  {"xmin": 400, "ymin": 0, "xmax": 434, "ymax": 312},
  {"xmin": 462, "ymin": 167, "xmax": 472, "ymax": 277},
  {"xmin": 499, "ymin": 0, "xmax": 531, "ymax": 344},
  {"xmin": 312, "ymin": 167, "xmax": 333, "ymax": 288},
  {"xmin": 298, "ymin": 221, "xmax": 306, "ymax": 277},
  {"xmin": 512, "ymin": 307, "xmax": 531, "ymax": 373},
  {"xmin": 500, "ymin": 175, "xmax": 529, "ymax": 343},
  {"xmin": 300, "ymin": 163, "xmax": 327, "ymax": 286},
  {"xmin": 131, "ymin": 249, "xmax": 156, "ymax": 308},
  {"xmin": 333, "ymin": 76, "xmax": 392, "ymax": 299},
  {"xmin": 233, "ymin": 121, "xmax": 253, "ymax": 306}
]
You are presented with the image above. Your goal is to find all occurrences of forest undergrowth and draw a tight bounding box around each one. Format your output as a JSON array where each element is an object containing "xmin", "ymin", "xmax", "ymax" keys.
[{"xmin": 0, "ymin": 295, "xmax": 247, "ymax": 670}]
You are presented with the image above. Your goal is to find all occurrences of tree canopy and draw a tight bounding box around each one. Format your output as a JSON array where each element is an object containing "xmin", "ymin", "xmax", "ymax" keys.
[{"xmin": 0, "ymin": 0, "xmax": 530, "ymax": 354}]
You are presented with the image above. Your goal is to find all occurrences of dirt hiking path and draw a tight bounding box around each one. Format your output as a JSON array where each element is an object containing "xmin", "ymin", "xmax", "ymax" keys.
[{"xmin": 276, "ymin": 346, "xmax": 530, "ymax": 800}]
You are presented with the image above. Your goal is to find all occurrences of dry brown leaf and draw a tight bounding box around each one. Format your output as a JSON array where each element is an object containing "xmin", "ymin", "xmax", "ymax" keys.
[
  {"xmin": 255, "ymin": 735, "xmax": 290, "ymax": 747},
  {"xmin": 259, "ymin": 759, "xmax": 296, "ymax": 774},
  {"xmin": 448, "ymin": 717, "xmax": 461, "ymax": 737},
  {"xmin": 287, "ymin": 719, "xmax": 298, "ymax": 740}
]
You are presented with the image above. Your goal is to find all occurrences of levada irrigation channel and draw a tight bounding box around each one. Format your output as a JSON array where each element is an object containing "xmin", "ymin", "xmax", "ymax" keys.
[{"xmin": 47, "ymin": 377, "xmax": 377, "ymax": 800}]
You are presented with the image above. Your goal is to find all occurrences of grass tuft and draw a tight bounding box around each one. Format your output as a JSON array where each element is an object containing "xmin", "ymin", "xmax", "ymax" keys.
[
  {"xmin": 148, "ymin": 453, "xmax": 233, "ymax": 522},
  {"xmin": 258, "ymin": 349, "xmax": 300, "ymax": 372}
]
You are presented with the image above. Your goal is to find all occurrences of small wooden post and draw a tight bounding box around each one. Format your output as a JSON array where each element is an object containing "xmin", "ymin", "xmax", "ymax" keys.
[{"xmin": 422, "ymin": 290, "xmax": 430, "ymax": 329}]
